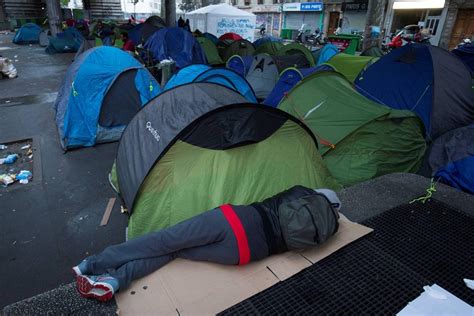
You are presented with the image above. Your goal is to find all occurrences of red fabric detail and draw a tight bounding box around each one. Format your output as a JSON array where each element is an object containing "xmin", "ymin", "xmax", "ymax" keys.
[
  {"xmin": 220, "ymin": 204, "xmax": 251, "ymax": 265},
  {"xmin": 219, "ymin": 32, "xmax": 243, "ymax": 41}
]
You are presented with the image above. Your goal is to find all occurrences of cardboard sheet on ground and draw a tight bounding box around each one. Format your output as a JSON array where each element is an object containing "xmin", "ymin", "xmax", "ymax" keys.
[{"xmin": 115, "ymin": 215, "xmax": 372, "ymax": 315}]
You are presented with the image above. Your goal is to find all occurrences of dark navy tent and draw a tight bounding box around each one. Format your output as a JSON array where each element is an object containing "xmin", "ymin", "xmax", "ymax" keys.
[
  {"xmin": 429, "ymin": 124, "xmax": 474, "ymax": 194},
  {"xmin": 128, "ymin": 16, "xmax": 165, "ymax": 45},
  {"xmin": 163, "ymin": 64, "xmax": 257, "ymax": 102},
  {"xmin": 45, "ymin": 27, "xmax": 84, "ymax": 54},
  {"xmin": 54, "ymin": 46, "xmax": 161, "ymax": 150},
  {"xmin": 226, "ymin": 55, "xmax": 254, "ymax": 77},
  {"xmin": 264, "ymin": 65, "xmax": 334, "ymax": 107},
  {"xmin": 13, "ymin": 23, "xmax": 41, "ymax": 44},
  {"xmin": 356, "ymin": 44, "xmax": 474, "ymax": 139},
  {"xmin": 452, "ymin": 42, "xmax": 474, "ymax": 75},
  {"xmin": 143, "ymin": 27, "xmax": 206, "ymax": 68},
  {"xmin": 253, "ymin": 36, "xmax": 282, "ymax": 48}
]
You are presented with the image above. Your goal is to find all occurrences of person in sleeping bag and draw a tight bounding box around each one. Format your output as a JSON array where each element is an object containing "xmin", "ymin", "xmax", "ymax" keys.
[{"xmin": 73, "ymin": 185, "xmax": 341, "ymax": 301}]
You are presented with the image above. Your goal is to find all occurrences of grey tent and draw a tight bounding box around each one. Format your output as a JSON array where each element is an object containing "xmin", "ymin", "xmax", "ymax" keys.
[
  {"xmin": 246, "ymin": 53, "xmax": 310, "ymax": 100},
  {"xmin": 74, "ymin": 38, "xmax": 95, "ymax": 60}
]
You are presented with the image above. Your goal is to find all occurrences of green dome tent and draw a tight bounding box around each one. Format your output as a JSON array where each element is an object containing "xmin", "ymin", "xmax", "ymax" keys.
[
  {"xmin": 278, "ymin": 43, "xmax": 315, "ymax": 67},
  {"xmin": 325, "ymin": 53, "xmax": 377, "ymax": 82},
  {"xmin": 278, "ymin": 72, "xmax": 426, "ymax": 186},
  {"xmin": 255, "ymin": 41, "xmax": 284, "ymax": 55},
  {"xmin": 197, "ymin": 36, "xmax": 224, "ymax": 65},
  {"xmin": 112, "ymin": 82, "xmax": 339, "ymax": 239},
  {"xmin": 218, "ymin": 39, "xmax": 255, "ymax": 62}
]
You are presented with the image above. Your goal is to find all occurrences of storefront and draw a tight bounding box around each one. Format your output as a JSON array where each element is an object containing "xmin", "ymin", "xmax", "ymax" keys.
[
  {"xmin": 282, "ymin": 2, "xmax": 324, "ymax": 33},
  {"xmin": 252, "ymin": 5, "xmax": 282, "ymax": 37},
  {"xmin": 384, "ymin": 0, "xmax": 448, "ymax": 45},
  {"xmin": 340, "ymin": 0, "xmax": 368, "ymax": 34}
]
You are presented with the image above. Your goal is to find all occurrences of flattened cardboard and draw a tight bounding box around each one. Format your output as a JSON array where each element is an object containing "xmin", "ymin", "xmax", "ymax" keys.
[{"xmin": 115, "ymin": 216, "xmax": 372, "ymax": 315}]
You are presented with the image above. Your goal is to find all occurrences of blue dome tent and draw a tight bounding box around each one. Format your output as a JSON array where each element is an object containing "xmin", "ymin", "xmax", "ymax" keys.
[
  {"xmin": 54, "ymin": 47, "xmax": 160, "ymax": 150},
  {"xmin": 253, "ymin": 36, "xmax": 282, "ymax": 48},
  {"xmin": 13, "ymin": 23, "xmax": 41, "ymax": 44},
  {"xmin": 264, "ymin": 65, "xmax": 334, "ymax": 107},
  {"xmin": 226, "ymin": 55, "xmax": 255, "ymax": 77},
  {"xmin": 356, "ymin": 44, "xmax": 474, "ymax": 139},
  {"xmin": 315, "ymin": 44, "xmax": 338, "ymax": 65},
  {"xmin": 143, "ymin": 27, "xmax": 206, "ymax": 68},
  {"xmin": 164, "ymin": 64, "xmax": 257, "ymax": 102},
  {"xmin": 429, "ymin": 124, "xmax": 474, "ymax": 194},
  {"xmin": 452, "ymin": 42, "xmax": 474, "ymax": 75}
]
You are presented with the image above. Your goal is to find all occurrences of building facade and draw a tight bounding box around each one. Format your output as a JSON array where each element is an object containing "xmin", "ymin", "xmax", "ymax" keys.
[{"xmin": 439, "ymin": 0, "xmax": 474, "ymax": 49}]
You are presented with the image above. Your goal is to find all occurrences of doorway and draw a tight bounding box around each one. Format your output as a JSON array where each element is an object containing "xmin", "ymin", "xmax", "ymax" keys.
[
  {"xmin": 449, "ymin": 9, "xmax": 474, "ymax": 49},
  {"xmin": 328, "ymin": 12, "xmax": 340, "ymax": 36}
]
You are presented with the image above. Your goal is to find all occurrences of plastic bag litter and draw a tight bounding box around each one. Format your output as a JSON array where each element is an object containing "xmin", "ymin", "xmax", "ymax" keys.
[{"xmin": 0, "ymin": 57, "xmax": 17, "ymax": 79}]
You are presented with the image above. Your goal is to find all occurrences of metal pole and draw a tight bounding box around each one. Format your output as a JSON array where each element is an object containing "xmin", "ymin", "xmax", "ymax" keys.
[
  {"xmin": 45, "ymin": 0, "xmax": 63, "ymax": 36},
  {"xmin": 362, "ymin": 0, "xmax": 387, "ymax": 50},
  {"xmin": 165, "ymin": 0, "xmax": 176, "ymax": 27}
]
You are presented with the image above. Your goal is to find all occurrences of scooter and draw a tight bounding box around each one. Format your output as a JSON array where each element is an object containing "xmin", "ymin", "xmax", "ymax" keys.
[
  {"xmin": 306, "ymin": 28, "xmax": 326, "ymax": 46},
  {"xmin": 383, "ymin": 24, "xmax": 431, "ymax": 52}
]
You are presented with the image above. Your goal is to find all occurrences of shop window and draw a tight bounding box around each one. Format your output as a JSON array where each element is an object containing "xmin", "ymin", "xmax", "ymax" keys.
[{"xmin": 244, "ymin": 0, "xmax": 250, "ymax": 5}]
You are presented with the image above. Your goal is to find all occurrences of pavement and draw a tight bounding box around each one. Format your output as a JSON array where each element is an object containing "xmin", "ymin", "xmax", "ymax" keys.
[
  {"xmin": 0, "ymin": 33, "xmax": 127, "ymax": 310},
  {"xmin": 1, "ymin": 33, "xmax": 474, "ymax": 315}
]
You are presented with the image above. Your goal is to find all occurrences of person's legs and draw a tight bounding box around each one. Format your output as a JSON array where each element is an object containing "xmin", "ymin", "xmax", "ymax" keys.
[{"xmin": 78, "ymin": 209, "xmax": 229, "ymax": 276}]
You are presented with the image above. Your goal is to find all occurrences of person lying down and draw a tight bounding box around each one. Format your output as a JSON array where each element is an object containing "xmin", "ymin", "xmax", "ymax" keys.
[{"xmin": 73, "ymin": 185, "xmax": 341, "ymax": 302}]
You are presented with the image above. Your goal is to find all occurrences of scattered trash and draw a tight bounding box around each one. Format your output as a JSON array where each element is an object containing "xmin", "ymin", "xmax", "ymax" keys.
[
  {"xmin": 20, "ymin": 144, "xmax": 31, "ymax": 150},
  {"xmin": 0, "ymin": 57, "xmax": 18, "ymax": 79},
  {"xmin": 0, "ymin": 145, "xmax": 7, "ymax": 150},
  {"xmin": 4, "ymin": 100, "xmax": 10, "ymax": 103},
  {"xmin": 464, "ymin": 278, "xmax": 474, "ymax": 290},
  {"xmin": 12, "ymin": 240, "xmax": 17, "ymax": 245},
  {"xmin": 17, "ymin": 170, "xmax": 32, "ymax": 184},
  {"xmin": 100, "ymin": 198, "xmax": 116, "ymax": 226},
  {"xmin": 130, "ymin": 291, "xmax": 136, "ymax": 295},
  {"xmin": 0, "ymin": 174, "xmax": 15, "ymax": 185},
  {"xmin": 0, "ymin": 154, "xmax": 18, "ymax": 165},
  {"xmin": 142, "ymin": 286, "xmax": 148, "ymax": 290}
]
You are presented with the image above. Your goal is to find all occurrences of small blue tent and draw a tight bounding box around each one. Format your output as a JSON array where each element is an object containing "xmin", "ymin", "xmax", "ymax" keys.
[
  {"xmin": 264, "ymin": 65, "xmax": 334, "ymax": 107},
  {"xmin": 356, "ymin": 44, "xmax": 474, "ymax": 139},
  {"xmin": 452, "ymin": 42, "xmax": 474, "ymax": 75},
  {"xmin": 45, "ymin": 27, "xmax": 84, "ymax": 54},
  {"xmin": 144, "ymin": 27, "xmax": 206, "ymax": 68},
  {"xmin": 315, "ymin": 44, "xmax": 338, "ymax": 65},
  {"xmin": 54, "ymin": 46, "xmax": 160, "ymax": 150},
  {"xmin": 226, "ymin": 55, "xmax": 254, "ymax": 77},
  {"xmin": 13, "ymin": 23, "xmax": 41, "ymax": 44},
  {"xmin": 429, "ymin": 124, "xmax": 474, "ymax": 194},
  {"xmin": 253, "ymin": 36, "xmax": 282, "ymax": 48},
  {"xmin": 164, "ymin": 64, "xmax": 257, "ymax": 102}
]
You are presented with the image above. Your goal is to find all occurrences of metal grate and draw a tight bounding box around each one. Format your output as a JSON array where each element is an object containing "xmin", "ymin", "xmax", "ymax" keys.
[{"xmin": 220, "ymin": 199, "xmax": 474, "ymax": 314}]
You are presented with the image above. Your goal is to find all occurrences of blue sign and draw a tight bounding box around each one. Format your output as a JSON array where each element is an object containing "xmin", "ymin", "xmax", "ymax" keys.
[{"xmin": 300, "ymin": 2, "xmax": 323, "ymax": 11}]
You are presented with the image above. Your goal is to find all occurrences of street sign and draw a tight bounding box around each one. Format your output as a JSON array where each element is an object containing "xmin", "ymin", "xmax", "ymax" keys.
[{"xmin": 282, "ymin": 2, "xmax": 323, "ymax": 11}]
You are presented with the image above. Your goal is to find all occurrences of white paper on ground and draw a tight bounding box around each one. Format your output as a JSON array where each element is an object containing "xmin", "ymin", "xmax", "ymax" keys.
[
  {"xmin": 115, "ymin": 215, "xmax": 372, "ymax": 315},
  {"xmin": 397, "ymin": 284, "xmax": 473, "ymax": 316}
]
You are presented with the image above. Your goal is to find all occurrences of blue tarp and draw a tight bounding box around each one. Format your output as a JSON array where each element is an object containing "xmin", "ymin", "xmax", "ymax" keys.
[
  {"xmin": 164, "ymin": 64, "xmax": 257, "ymax": 102},
  {"xmin": 54, "ymin": 46, "xmax": 160, "ymax": 149},
  {"xmin": 263, "ymin": 65, "xmax": 334, "ymax": 107},
  {"xmin": 435, "ymin": 155, "xmax": 474, "ymax": 194},
  {"xmin": 13, "ymin": 23, "xmax": 41, "ymax": 44},
  {"xmin": 144, "ymin": 27, "xmax": 206, "ymax": 68},
  {"xmin": 226, "ymin": 55, "xmax": 254, "ymax": 77}
]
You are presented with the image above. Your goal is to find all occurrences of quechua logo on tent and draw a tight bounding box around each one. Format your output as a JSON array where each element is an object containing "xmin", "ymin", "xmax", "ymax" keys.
[{"xmin": 146, "ymin": 121, "xmax": 161, "ymax": 142}]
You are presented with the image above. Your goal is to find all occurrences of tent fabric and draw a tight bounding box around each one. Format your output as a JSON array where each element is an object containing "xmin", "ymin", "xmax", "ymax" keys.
[
  {"xmin": 429, "ymin": 124, "xmax": 474, "ymax": 194},
  {"xmin": 316, "ymin": 44, "xmax": 338, "ymax": 66},
  {"xmin": 185, "ymin": 4, "xmax": 256, "ymax": 42},
  {"xmin": 13, "ymin": 23, "xmax": 41, "ymax": 44},
  {"xmin": 278, "ymin": 71, "xmax": 426, "ymax": 186},
  {"xmin": 144, "ymin": 27, "xmax": 206, "ymax": 68},
  {"xmin": 452, "ymin": 43, "xmax": 474, "ymax": 75},
  {"xmin": 356, "ymin": 44, "xmax": 474, "ymax": 139},
  {"xmin": 218, "ymin": 39, "xmax": 255, "ymax": 62},
  {"xmin": 45, "ymin": 27, "xmax": 84, "ymax": 54},
  {"xmin": 246, "ymin": 53, "xmax": 311, "ymax": 99},
  {"xmin": 278, "ymin": 43, "xmax": 316, "ymax": 67},
  {"xmin": 253, "ymin": 36, "xmax": 282, "ymax": 48},
  {"xmin": 54, "ymin": 46, "xmax": 160, "ymax": 150},
  {"xmin": 39, "ymin": 29, "xmax": 50, "ymax": 47},
  {"xmin": 128, "ymin": 23, "xmax": 160, "ymax": 45},
  {"xmin": 203, "ymin": 32, "xmax": 219, "ymax": 44},
  {"xmin": 255, "ymin": 41, "xmax": 284, "ymax": 55},
  {"xmin": 197, "ymin": 37, "xmax": 224, "ymax": 65},
  {"xmin": 361, "ymin": 46, "xmax": 384, "ymax": 57},
  {"xmin": 74, "ymin": 38, "xmax": 95, "ymax": 60},
  {"xmin": 164, "ymin": 64, "xmax": 257, "ymax": 102},
  {"xmin": 219, "ymin": 32, "xmax": 243, "ymax": 41},
  {"xmin": 226, "ymin": 54, "xmax": 253, "ymax": 77},
  {"xmin": 264, "ymin": 65, "xmax": 334, "ymax": 107},
  {"xmin": 113, "ymin": 86, "xmax": 339, "ymax": 238},
  {"xmin": 325, "ymin": 53, "xmax": 376, "ymax": 82}
]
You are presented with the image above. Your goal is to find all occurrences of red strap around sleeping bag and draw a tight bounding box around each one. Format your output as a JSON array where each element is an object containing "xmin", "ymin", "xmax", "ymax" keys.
[{"xmin": 220, "ymin": 204, "xmax": 251, "ymax": 265}]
